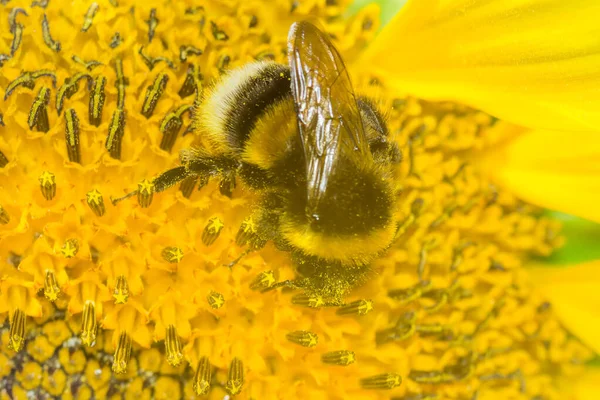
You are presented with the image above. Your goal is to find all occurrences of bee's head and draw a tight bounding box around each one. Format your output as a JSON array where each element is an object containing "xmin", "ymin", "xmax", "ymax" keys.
[{"xmin": 281, "ymin": 160, "xmax": 397, "ymax": 265}]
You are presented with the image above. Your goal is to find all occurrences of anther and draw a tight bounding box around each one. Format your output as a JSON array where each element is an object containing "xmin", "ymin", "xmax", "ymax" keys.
[
  {"xmin": 64, "ymin": 109, "xmax": 81, "ymax": 163},
  {"xmin": 61, "ymin": 239, "xmax": 79, "ymax": 258},
  {"xmin": 145, "ymin": 8, "xmax": 158, "ymax": 43},
  {"xmin": 179, "ymin": 176, "xmax": 198, "ymax": 198},
  {"xmin": 106, "ymin": 109, "xmax": 125, "ymax": 159},
  {"xmin": 159, "ymin": 104, "xmax": 192, "ymax": 151},
  {"xmin": 0, "ymin": 205, "xmax": 10, "ymax": 224},
  {"xmin": 388, "ymin": 280, "xmax": 431, "ymax": 304},
  {"xmin": 179, "ymin": 45, "xmax": 203, "ymax": 62},
  {"xmin": 162, "ymin": 246, "xmax": 184, "ymax": 263},
  {"xmin": 376, "ymin": 312, "xmax": 416, "ymax": 345},
  {"xmin": 137, "ymin": 179, "xmax": 154, "ymax": 208},
  {"xmin": 225, "ymin": 358, "xmax": 244, "ymax": 396},
  {"xmin": 207, "ymin": 291, "xmax": 224, "ymax": 309},
  {"xmin": 89, "ymin": 76, "xmax": 106, "ymax": 126},
  {"xmin": 113, "ymin": 275, "xmax": 129, "ymax": 304},
  {"xmin": 72, "ymin": 55, "xmax": 102, "ymax": 71},
  {"xmin": 109, "ymin": 32, "xmax": 122, "ymax": 48},
  {"xmin": 39, "ymin": 171, "xmax": 56, "ymax": 200},
  {"xmin": 178, "ymin": 64, "xmax": 203, "ymax": 98},
  {"xmin": 217, "ymin": 54, "xmax": 231, "ymax": 74},
  {"xmin": 80, "ymin": 300, "xmax": 97, "ymax": 347},
  {"xmin": 0, "ymin": 150, "xmax": 8, "ymax": 168},
  {"xmin": 336, "ymin": 299, "xmax": 374, "ymax": 316},
  {"xmin": 210, "ymin": 21, "xmax": 229, "ymax": 41},
  {"xmin": 28, "ymin": 86, "xmax": 51, "ymax": 132},
  {"xmin": 286, "ymin": 331, "xmax": 318, "ymax": 348},
  {"xmin": 291, "ymin": 293, "xmax": 325, "ymax": 308},
  {"xmin": 8, "ymin": 309, "xmax": 26, "ymax": 352},
  {"xmin": 194, "ymin": 356, "xmax": 212, "ymax": 395},
  {"xmin": 42, "ymin": 14, "xmax": 61, "ymax": 52},
  {"xmin": 235, "ymin": 217, "xmax": 266, "ymax": 249},
  {"xmin": 43, "ymin": 270, "xmax": 60, "ymax": 301},
  {"xmin": 321, "ymin": 350, "xmax": 355, "ymax": 366},
  {"xmin": 56, "ymin": 73, "xmax": 93, "ymax": 115},
  {"xmin": 360, "ymin": 373, "xmax": 402, "ymax": 390},
  {"xmin": 165, "ymin": 325, "xmax": 184, "ymax": 366},
  {"xmin": 112, "ymin": 331, "xmax": 132, "ymax": 374},
  {"xmin": 250, "ymin": 271, "xmax": 276, "ymax": 291},
  {"xmin": 202, "ymin": 217, "xmax": 225, "ymax": 246},
  {"xmin": 141, "ymin": 73, "xmax": 169, "ymax": 118},
  {"xmin": 86, "ymin": 189, "xmax": 105, "ymax": 217},
  {"xmin": 81, "ymin": 2, "xmax": 99, "ymax": 32}
]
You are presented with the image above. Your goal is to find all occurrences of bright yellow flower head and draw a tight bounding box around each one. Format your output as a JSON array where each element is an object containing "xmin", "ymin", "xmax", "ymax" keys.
[{"xmin": 0, "ymin": 0, "xmax": 596, "ymax": 399}]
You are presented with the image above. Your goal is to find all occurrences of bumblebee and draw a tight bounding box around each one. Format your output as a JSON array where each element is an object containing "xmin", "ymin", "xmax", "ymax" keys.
[{"xmin": 139, "ymin": 22, "xmax": 400, "ymax": 302}]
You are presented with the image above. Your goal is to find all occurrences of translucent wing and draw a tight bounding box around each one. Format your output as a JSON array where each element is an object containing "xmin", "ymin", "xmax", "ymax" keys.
[{"xmin": 288, "ymin": 21, "xmax": 371, "ymax": 218}]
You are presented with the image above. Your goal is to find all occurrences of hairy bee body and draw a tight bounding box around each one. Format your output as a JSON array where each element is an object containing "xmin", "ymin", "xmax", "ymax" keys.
[{"xmin": 149, "ymin": 22, "xmax": 401, "ymax": 300}]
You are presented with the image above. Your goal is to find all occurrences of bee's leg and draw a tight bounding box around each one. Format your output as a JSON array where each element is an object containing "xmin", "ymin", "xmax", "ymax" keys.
[{"xmin": 153, "ymin": 166, "xmax": 190, "ymax": 193}]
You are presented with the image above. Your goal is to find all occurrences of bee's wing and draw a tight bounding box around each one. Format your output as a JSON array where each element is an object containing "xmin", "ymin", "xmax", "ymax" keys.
[{"xmin": 288, "ymin": 21, "xmax": 371, "ymax": 216}]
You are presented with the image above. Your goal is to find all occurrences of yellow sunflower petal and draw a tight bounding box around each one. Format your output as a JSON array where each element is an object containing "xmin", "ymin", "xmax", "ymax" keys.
[
  {"xmin": 361, "ymin": 0, "xmax": 600, "ymax": 132},
  {"xmin": 566, "ymin": 367, "xmax": 600, "ymax": 400},
  {"xmin": 485, "ymin": 129, "xmax": 600, "ymax": 223},
  {"xmin": 528, "ymin": 262, "xmax": 600, "ymax": 354}
]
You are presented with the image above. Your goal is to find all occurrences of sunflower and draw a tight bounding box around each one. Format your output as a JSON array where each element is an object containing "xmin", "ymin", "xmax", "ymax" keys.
[{"xmin": 0, "ymin": 0, "xmax": 598, "ymax": 399}]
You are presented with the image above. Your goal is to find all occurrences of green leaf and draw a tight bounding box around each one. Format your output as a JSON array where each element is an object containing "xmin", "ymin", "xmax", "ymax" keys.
[
  {"xmin": 348, "ymin": 0, "xmax": 407, "ymax": 27},
  {"xmin": 544, "ymin": 212, "xmax": 600, "ymax": 265}
]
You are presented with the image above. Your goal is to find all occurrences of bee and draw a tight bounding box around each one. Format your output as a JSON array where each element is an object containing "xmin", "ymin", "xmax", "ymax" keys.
[{"xmin": 118, "ymin": 22, "xmax": 401, "ymax": 303}]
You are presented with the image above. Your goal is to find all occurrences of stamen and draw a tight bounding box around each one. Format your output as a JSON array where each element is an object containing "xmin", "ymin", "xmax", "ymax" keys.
[
  {"xmin": 0, "ymin": 150, "xmax": 7, "ymax": 167},
  {"xmin": 225, "ymin": 358, "xmax": 244, "ymax": 396},
  {"xmin": 336, "ymin": 299, "xmax": 374, "ymax": 316},
  {"xmin": 60, "ymin": 239, "xmax": 79, "ymax": 258},
  {"xmin": 286, "ymin": 331, "xmax": 318, "ymax": 348},
  {"xmin": 81, "ymin": 3, "xmax": 99, "ymax": 32},
  {"xmin": 8, "ymin": 8, "xmax": 27, "ymax": 34},
  {"xmin": 86, "ymin": 189, "xmax": 106, "ymax": 217},
  {"xmin": 249, "ymin": 271, "xmax": 276, "ymax": 291},
  {"xmin": 5, "ymin": 70, "xmax": 57, "ymax": 101},
  {"xmin": 141, "ymin": 73, "xmax": 169, "ymax": 118},
  {"xmin": 56, "ymin": 73, "xmax": 92, "ymax": 115},
  {"xmin": 10, "ymin": 23, "xmax": 23, "ymax": 56},
  {"xmin": 8, "ymin": 309, "xmax": 26, "ymax": 352},
  {"xmin": 162, "ymin": 247, "xmax": 184, "ymax": 263},
  {"xmin": 179, "ymin": 45, "xmax": 203, "ymax": 62},
  {"xmin": 113, "ymin": 275, "xmax": 129, "ymax": 304},
  {"xmin": 207, "ymin": 291, "xmax": 225, "ymax": 309},
  {"xmin": 43, "ymin": 270, "xmax": 60, "ymax": 301},
  {"xmin": 217, "ymin": 54, "xmax": 231, "ymax": 74},
  {"xmin": 376, "ymin": 312, "xmax": 416, "ymax": 345},
  {"xmin": 210, "ymin": 21, "xmax": 229, "ymax": 41},
  {"xmin": 179, "ymin": 176, "xmax": 198, "ymax": 198},
  {"xmin": 388, "ymin": 280, "xmax": 431, "ymax": 304},
  {"xmin": 64, "ymin": 109, "xmax": 81, "ymax": 163},
  {"xmin": 178, "ymin": 64, "xmax": 203, "ymax": 98},
  {"xmin": 138, "ymin": 46, "xmax": 176, "ymax": 71},
  {"xmin": 80, "ymin": 300, "xmax": 97, "ymax": 347},
  {"xmin": 360, "ymin": 373, "xmax": 402, "ymax": 390},
  {"xmin": 42, "ymin": 14, "xmax": 61, "ymax": 52},
  {"xmin": 291, "ymin": 293, "xmax": 325, "ymax": 308},
  {"xmin": 0, "ymin": 205, "xmax": 10, "ymax": 224},
  {"xmin": 106, "ymin": 109, "xmax": 126, "ymax": 159},
  {"xmin": 193, "ymin": 356, "xmax": 212, "ymax": 395},
  {"xmin": 164, "ymin": 325, "xmax": 184, "ymax": 366},
  {"xmin": 145, "ymin": 8, "xmax": 158, "ymax": 43},
  {"xmin": 39, "ymin": 171, "xmax": 56, "ymax": 200},
  {"xmin": 235, "ymin": 216, "xmax": 266, "ymax": 249},
  {"xmin": 89, "ymin": 76, "xmax": 106, "ymax": 126},
  {"xmin": 321, "ymin": 350, "xmax": 355, "ymax": 366},
  {"xmin": 159, "ymin": 104, "xmax": 192, "ymax": 151},
  {"xmin": 202, "ymin": 217, "xmax": 224, "ymax": 246},
  {"xmin": 28, "ymin": 86, "xmax": 51, "ymax": 132},
  {"xmin": 112, "ymin": 331, "xmax": 132, "ymax": 374},
  {"xmin": 109, "ymin": 32, "xmax": 122, "ymax": 48},
  {"xmin": 72, "ymin": 55, "xmax": 103, "ymax": 70}
]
